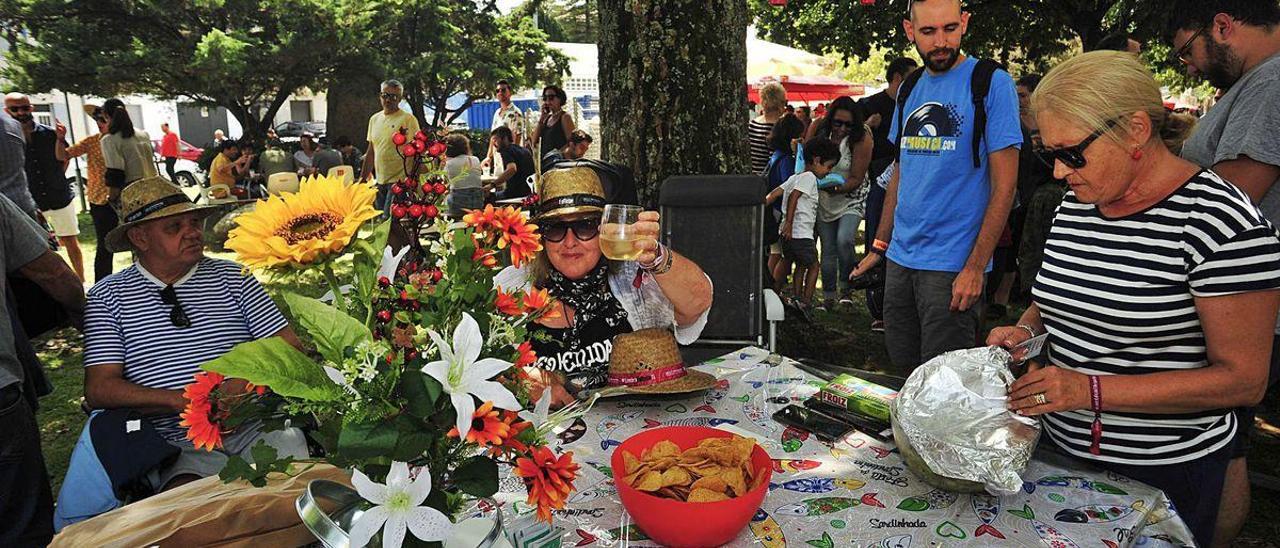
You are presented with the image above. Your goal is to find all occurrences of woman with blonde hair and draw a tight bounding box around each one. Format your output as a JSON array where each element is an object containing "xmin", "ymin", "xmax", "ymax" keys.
[
  {"xmin": 749, "ymin": 82, "xmax": 787, "ymax": 175},
  {"xmin": 988, "ymin": 50, "xmax": 1280, "ymax": 546}
]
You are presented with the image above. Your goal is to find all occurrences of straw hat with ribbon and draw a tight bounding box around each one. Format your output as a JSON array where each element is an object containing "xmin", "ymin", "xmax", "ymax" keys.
[
  {"xmin": 593, "ymin": 328, "xmax": 717, "ymax": 397},
  {"xmin": 537, "ymin": 166, "xmax": 606, "ymax": 221},
  {"xmin": 105, "ymin": 176, "xmax": 221, "ymax": 252}
]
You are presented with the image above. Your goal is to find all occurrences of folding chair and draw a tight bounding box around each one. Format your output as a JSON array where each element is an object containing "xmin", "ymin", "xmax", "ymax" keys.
[
  {"xmin": 267, "ymin": 172, "xmax": 301, "ymax": 195},
  {"xmin": 327, "ymin": 165, "xmax": 354, "ymax": 184}
]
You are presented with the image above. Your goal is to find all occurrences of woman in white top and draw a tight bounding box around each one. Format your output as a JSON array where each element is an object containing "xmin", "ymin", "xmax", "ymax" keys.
[
  {"xmin": 811, "ymin": 96, "xmax": 872, "ymax": 306},
  {"xmin": 99, "ymin": 98, "xmax": 157, "ymax": 207},
  {"xmin": 443, "ymin": 133, "xmax": 484, "ymax": 217},
  {"xmin": 293, "ymin": 132, "xmax": 317, "ymax": 175}
]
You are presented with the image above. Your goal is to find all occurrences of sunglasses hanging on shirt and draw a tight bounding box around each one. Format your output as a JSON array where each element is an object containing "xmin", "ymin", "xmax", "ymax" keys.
[{"xmin": 160, "ymin": 285, "xmax": 191, "ymax": 328}]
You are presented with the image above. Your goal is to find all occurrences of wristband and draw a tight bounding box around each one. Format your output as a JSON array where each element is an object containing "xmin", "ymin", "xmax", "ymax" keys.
[
  {"xmin": 1016, "ymin": 324, "xmax": 1038, "ymax": 339},
  {"xmin": 872, "ymin": 239, "xmax": 890, "ymax": 252},
  {"xmin": 1088, "ymin": 375, "xmax": 1103, "ymax": 456}
]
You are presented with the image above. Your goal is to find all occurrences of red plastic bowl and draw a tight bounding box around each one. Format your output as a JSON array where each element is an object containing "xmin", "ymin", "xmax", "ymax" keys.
[{"xmin": 610, "ymin": 426, "xmax": 772, "ymax": 547}]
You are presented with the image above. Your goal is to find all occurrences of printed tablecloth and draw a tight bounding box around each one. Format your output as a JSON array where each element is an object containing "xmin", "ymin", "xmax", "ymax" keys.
[{"xmin": 494, "ymin": 347, "xmax": 1196, "ymax": 547}]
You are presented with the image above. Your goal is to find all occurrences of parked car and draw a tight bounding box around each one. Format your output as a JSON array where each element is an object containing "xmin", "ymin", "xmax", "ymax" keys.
[
  {"xmin": 63, "ymin": 155, "xmax": 202, "ymax": 193},
  {"xmin": 151, "ymin": 137, "xmax": 204, "ymax": 163},
  {"xmin": 274, "ymin": 121, "xmax": 326, "ymax": 139}
]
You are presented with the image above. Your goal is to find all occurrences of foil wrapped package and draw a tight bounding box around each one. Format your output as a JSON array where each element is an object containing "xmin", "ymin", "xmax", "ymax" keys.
[{"xmin": 890, "ymin": 346, "xmax": 1040, "ymax": 495}]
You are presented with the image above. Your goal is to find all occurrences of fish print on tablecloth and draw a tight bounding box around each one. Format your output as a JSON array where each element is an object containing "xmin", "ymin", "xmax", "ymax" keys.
[
  {"xmin": 866, "ymin": 534, "xmax": 912, "ymax": 548},
  {"xmin": 566, "ymin": 478, "xmax": 615, "ymax": 504},
  {"xmin": 1008, "ymin": 504, "xmax": 1082, "ymax": 548},
  {"xmin": 693, "ymin": 378, "xmax": 731, "ymax": 413},
  {"xmin": 1054, "ymin": 503, "xmax": 1136, "ymax": 524},
  {"xmin": 1024, "ymin": 475, "xmax": 1128, "ymax": 495},
  {"xmin": 607, "ymin": 524, "xmax": 650, "ymax": 541},
  {"xmin": 743, "ymin": 396, "xmax": 777, "ymax": 433},
  {"xmin": 896, "ymin": 488, "xmax": 958, "ymax": 511},
  {"xmin": 776, "ymin": 496, "xmax": 861, "ymax": 517},
  {"xmin": 583, "ymin": 460, "xmax": 612, "ymax": 479},
  {"xmin": 597, "ymin": 410, "xmax": 643, "ymax": 450},
  {"xmin": 768, "ymin": 477, "xmax": 866, "ymax": 493},
  {"xmin": 555, "ymin": 417, "xmax": 588, "ymax": 447},
  {"xmin": 772, "ymin": 458, "xmax": 822, "ymax": 474},
  {"xmin": 746, "ymin": 376, "xmax": 807, "ymax": 389},
  {"xmin": 971, "ymin": 494, "xmax": 1006, "ymax": 539},
  {"xmin": 805, "ymin": 531, "xmax": 835, "ymax": 548},
  {"xmin": 641, "ymin": 417, "xmax": 737, "ymax": 429},
  {"xmin": 573, "ymin": 529, "xmax": 598, "ymax": 546},
  {"xmin": 782, "ymin": 426, "xmax": 809, "ymax": 452},
  {"xmin": 749, "ymin": 509, "xmax": 787, "ymax": 548}
]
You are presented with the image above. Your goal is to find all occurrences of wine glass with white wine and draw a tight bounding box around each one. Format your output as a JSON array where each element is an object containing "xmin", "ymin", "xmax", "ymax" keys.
[{"xmin": 599, "ymin": 204, "xmax": 644, "ymax": 261}]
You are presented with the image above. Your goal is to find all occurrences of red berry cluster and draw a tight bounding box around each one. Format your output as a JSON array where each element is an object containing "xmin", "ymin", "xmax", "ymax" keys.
[
  {"xmin": 389, "ymin": 174, "xmax": 447, "ymax": 221},
  {"xmin": 392, "ymin": 129, "xmax": 447, "ymax": 159},
  {"xmin": 371, "ymin": 261, "xmax": 445, "ymax": 364}
]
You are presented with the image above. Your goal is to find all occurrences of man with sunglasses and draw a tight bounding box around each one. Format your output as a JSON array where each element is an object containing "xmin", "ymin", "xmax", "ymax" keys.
[
  {"xmin": 850, "ymin": 0, "xmax": 1022, "ymax": 370},
  {"xmin": 482, "ymin": 80, "xmax": 526, "ymax": 175},
  {"xmin": 1168, "ymin": 2, "xmax": 1280, "ymax": 544},
  {"xmin": 360, "ymin": 79, "xmax": 420, "ymax": 213},
  {"xmin": 4, "ymin": 93, "xmax": 84, "ymax": 283},
  {"xmin": 82, "ymin": 177, "xmax": 309, "ymax": 493}
]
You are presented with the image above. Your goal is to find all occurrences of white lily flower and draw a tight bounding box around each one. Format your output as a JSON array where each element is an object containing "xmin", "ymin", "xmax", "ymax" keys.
[
  {"xmin": 492, "ymin": 265, "xmax": 531, "ymax": 293},
  {"xmin": 378, "ymin": 246, "xmax": 410, "ymax": 283},
  {"xmin": 348, "ymin": 461, "xmax": 453, "ymax": 548},
  {"xmin": 420, "ymin": 313, "xmax": 520, "ymax": 440},
  {"xmin": 519, "ymin": 390, "xmax": 552, "ymax": 427}
]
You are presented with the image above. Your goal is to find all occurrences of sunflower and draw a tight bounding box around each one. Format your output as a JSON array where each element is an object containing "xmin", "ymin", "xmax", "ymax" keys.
[
  {"xmin": 447, "ymin": 401, "xmax": 512, "ymax": 446},
  {"xmin": 226, "ymin": 175, "xmax": 379, "ymax": 270},
  {"xmin": 515, "ymin": 446, "xmax": 580, "ymax": 522},
  {"xmin": 493, "ymin": 207, "xmax": 542, "ymax": 267},
  {"xmin": 179, "ymin": 371, "xmax": 227, "ymax": 451}
]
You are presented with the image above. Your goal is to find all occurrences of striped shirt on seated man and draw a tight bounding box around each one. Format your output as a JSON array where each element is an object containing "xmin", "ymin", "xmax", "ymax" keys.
[{"xmin": 81, "ymin": 177, "xmax": 309, "ymax": 492}]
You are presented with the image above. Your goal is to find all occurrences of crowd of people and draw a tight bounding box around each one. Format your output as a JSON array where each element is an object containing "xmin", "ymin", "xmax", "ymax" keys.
[
  {"xmin": 2, "ymin": 0, "xmax": 1280, "ymax": 545},
  {"xmin": 749, "ymin": 1, "xmax": 1280, "ymax": 546}
]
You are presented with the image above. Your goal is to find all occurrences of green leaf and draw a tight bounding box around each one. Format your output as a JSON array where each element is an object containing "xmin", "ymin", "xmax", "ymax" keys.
[
  {"xmin": 338, "ymin": 419, "xmax": 400, "ymax": 459},
  {"xmin": 201, "ymin": 337, "xmax": 342, "ymax": 401},
  {"xmin": 451, "ymin": 456, "xmax": 499, "ymax": 498},
  {"xmin": 220, "ymin": 454, "xmax": 264, "ymax": 487},
  {"xmin": 402, "ymin": 370, "xmax": 442, "ymax": 417},
  {"xmin": 390, "ymin": 415, "xmax": 433, "ymax": 461},
  {"xmin": 283, "ymin": 292, "xmax": 371, "ymax": 364}
]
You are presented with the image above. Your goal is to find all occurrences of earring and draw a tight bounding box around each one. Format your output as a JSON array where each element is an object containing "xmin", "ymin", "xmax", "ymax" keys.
[{"xmin": 1131, "ymin": 148, "xmax": 1144, "ymax": 160}]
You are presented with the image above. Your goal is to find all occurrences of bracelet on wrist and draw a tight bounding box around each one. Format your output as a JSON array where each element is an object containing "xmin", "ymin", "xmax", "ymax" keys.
[
  {"xmin": 1015, "ymin": 324, "xmax": 1039, "ymax": 339},
  {"xmin": 1088, "ymin": 375, "xmax": 1103, "ymax": 455}
]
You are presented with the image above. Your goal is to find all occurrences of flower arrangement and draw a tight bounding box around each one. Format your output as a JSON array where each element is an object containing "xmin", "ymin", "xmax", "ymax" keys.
[{"xmin": 185, "ymin": 128, "xmax": 581, "ymax": 547}]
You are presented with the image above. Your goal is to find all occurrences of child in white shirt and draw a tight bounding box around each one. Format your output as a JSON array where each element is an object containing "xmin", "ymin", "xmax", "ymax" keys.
[{"xmin": 764, "ymin": 136, "xmax": 841, "ymax": 309}]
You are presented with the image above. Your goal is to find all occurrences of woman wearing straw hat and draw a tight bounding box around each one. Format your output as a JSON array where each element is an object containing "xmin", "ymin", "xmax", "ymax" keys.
[{"xmin": 510, "ymin": 166, "xmax": 714, "ymax": 407}]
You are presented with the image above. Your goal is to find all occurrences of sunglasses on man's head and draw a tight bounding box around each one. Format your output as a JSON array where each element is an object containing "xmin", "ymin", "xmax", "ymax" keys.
[
  {"xmin": 541, "ymin": 219, "xmax": 600, "ymax": 243},
  {"xmin": 1036, "ymin": 119, "xmax": 1119, "ymax": 170},
  {"xmin": 160, "ymin": 285, "xmax": 191, "ymax": 328}
]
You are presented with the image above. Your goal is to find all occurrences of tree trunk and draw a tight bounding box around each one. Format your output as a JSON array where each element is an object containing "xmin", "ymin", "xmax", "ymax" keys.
[
  {"xmin": 327, "ymin": 54, "xmax": 384, "ymax": 150},
  {"xmin": 598, "ymin": 0, "xmax": 750, "ymax": 207}
]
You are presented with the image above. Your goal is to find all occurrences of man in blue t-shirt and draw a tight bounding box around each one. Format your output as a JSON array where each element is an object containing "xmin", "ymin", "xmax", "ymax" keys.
[{"xmin": 850, "ymin": 0, "xmax": 1022, "ymax": 369}]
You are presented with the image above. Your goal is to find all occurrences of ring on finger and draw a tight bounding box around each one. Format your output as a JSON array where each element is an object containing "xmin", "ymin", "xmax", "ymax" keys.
[{"xmin": 1033, "ymin": 392, "xmax": 1048, "ymax": 406}]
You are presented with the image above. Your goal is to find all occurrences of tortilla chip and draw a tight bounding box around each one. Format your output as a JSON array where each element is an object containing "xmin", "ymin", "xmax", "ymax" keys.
[
  {"xmin": 721, "ymin": 467, "xmax": 747, "ymax": 497},
  {"xmin": 661, "ymin": 466, "xmax": 692, "ymax": 487},
  {"xmin": 688, "ymin": 487, "xmax": 731, "ymax": 503},
  {"xmin": 636, "ymin": 471, "xmax": 664, "ymax": 492},
  {"xmin": 690, "ymin": 476, "xmax": 729, "ymax": 493}
]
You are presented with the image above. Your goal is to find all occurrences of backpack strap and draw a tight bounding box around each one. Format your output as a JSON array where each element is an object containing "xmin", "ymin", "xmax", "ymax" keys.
[
  {"xmin": 969, "ymin": 59, "xmax": 999, "ymax": 169},
  {"xmin": 894, "ymin": 67, "xmax": 926, "ymax": 163}
]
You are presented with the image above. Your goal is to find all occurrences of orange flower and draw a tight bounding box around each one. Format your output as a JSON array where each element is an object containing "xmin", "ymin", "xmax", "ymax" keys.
[
  {"xmin": 447, "ymin": 401, "xmax": 512, "ymax": 446},
  {"xmin": 179, "ymin": 371, "xmax": 227, "ymax": 451},
  {"xmin": 514, "ymin": 341, "xmax": 536, "ymax": 367},
  {"xmin": 471, "ymin": 245, "xmax": 498, "ymax": 269},
  {"xmin": 495, "ymin": 290, "xmax": 523, "ymax": 316},
  {"xmin": 488, "ymin": 411, "xmax": 532, "ymax": 457},
  {"xmin": 515, "ymin": 446, "xmax": 580, "ymax": 522},
  {"xmin": 493, "ymin": 207, "xmax": 542, "ymax": 267},
  {"xmin": 522, "ymin": 287, "xmax": 559, "ymax": 320},
  {"xmin": 463, "ymin": 204, "xmax": 499, "ymax": 230}
]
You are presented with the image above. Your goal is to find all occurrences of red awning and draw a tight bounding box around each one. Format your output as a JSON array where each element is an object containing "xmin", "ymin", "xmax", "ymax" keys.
[{"xmin": 747, "ymin": 75, "xmax": 866, "ymax": 103}]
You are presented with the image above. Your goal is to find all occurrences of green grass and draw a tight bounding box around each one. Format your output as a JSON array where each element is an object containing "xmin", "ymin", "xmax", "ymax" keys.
[{"xmin": 30, "ymin": 210, "xmax": 1280, "ymax": 545}]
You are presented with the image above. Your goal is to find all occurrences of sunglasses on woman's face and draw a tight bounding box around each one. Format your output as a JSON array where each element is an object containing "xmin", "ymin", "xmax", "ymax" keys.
[
  {"xmin": 160, "ymin": 285, "xmax": 191, "ymax": 328},
  {"xmin": 829, "ymin": 118, "xmax": 853, "ymax": 128},
  {"xmin": 541, "ymin": 219, "xmax": 600, "ymax": 243},
  {"xmin": 1037, "ymin": 119, "xmax": 1118, "ymax": 170}
]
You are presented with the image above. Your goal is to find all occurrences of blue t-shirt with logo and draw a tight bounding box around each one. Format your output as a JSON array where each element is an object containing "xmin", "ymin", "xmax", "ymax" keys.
[{"xmin": 887, "ymin": 57, "xmax": 1022, "ymax": 273}]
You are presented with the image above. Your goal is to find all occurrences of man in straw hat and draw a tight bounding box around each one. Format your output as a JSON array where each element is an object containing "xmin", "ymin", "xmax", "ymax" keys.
[
  {"xmin": 499, "ymin": 165, "xmax": 714, "ymax": 407},
  {"xmin": 0, "ymin": 192, "xmax": 85, "ymax": 545},
  {"xmin": 81, "ymin": 177, "xmax": 308, "ymax": 491}
]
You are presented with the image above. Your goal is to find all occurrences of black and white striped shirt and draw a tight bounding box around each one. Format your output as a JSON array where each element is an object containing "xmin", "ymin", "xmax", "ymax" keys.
[
  {"xmin": 748, "ymin": 119, "xmax": 775, "ymax": 175},
  {"xmin": 1035, "ymin": 170, "xmax": 1280, "ymax": 466},
  {"xmin": 84, "ymin": 258, "xmax": 288, "ymax": 442}
]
